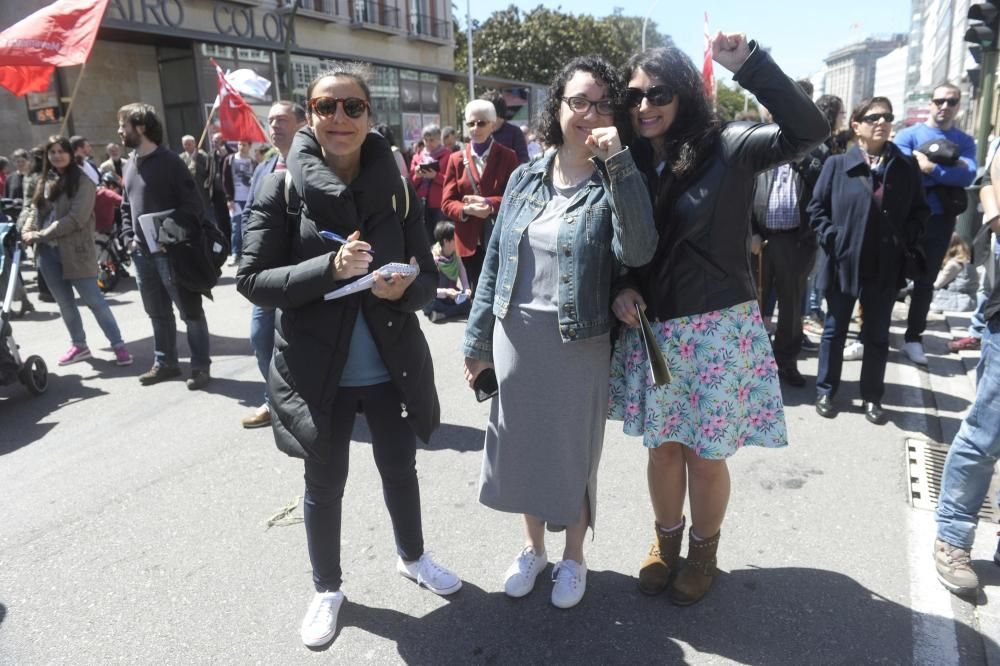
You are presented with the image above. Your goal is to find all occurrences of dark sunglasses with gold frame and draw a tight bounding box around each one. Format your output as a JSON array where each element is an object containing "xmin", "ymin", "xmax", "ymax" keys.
[{"xmin": 309, "ymin": 96, "xmax": 370, "ymax": 119}]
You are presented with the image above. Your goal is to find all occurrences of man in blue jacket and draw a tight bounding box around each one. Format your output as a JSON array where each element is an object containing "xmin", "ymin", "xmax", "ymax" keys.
[
  {"xmin": 892, "ymin": 83, "xmax": 977, "ymax": 366},
  {"xmin": 239, "ymin": 100, "xmax": 307, "ymax": 429}
]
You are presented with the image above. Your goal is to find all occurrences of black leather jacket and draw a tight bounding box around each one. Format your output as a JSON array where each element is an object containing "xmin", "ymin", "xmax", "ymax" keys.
[{"xmin": 623, "ymin": 43, "xmax": 829, "ymax": 321}]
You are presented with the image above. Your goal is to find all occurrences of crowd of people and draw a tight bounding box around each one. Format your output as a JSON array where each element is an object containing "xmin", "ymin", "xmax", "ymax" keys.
[{"xmin": 4, "ymin": 28, "xmax": 1000, "ymax": 650}]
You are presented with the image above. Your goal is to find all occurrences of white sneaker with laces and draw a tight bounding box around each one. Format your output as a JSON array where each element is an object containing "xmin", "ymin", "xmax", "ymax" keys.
[
  {"xmin": 903, "ymin": 341, "xmax": 928, "ymax": 366},
  {"xmin": 503, "ymin": 546, "xmax": 548, "ymax": 598},
  {"xmin": 300, "ymin": 590, "xmax": 345, "ymax": 647},
  {"xmin": 226, "ymin": 254, "xmax": 238, "ymax": 267},
  {"xmin": 843, "ymin": 341, "xmax": 864, "ymax": 361},
  {"xmin": 397, "ymin": 552, "xmax": 462, "ymax": 595},
  {"xmin": 551, "ymin": 559, "xmax": 587, "ymax": 609}
]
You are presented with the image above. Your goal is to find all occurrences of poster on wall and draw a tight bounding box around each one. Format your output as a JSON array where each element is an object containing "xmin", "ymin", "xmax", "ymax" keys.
[{"xmin": 402, "ymin": 113, "xmax": 423, "ymax": 148}]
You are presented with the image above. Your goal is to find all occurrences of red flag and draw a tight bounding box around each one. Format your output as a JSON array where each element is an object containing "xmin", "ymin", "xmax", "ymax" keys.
[
  {"xmin": 0, "ymin": 0, "xmax": 109, "ymax": 96},
  {"xmin": 212, "ymin": 58, "xmax": 267, "ymax": 143},
  {"xmin": 702, "ymin": 12, "xmax": 715, "ymax": 102}
]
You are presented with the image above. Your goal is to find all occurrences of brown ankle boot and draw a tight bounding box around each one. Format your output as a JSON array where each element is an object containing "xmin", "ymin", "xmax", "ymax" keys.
[
  {"xmin": 668, "ymin": 528, "xmax": 720, "ymax": 606},
  {"xmin": 638, "ymin": 518, "xmax": 685, "ymax": 595}
]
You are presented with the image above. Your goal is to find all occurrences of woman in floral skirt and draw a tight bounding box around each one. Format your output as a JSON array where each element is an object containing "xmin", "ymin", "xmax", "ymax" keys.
[{"xmin": 608, "ymin": 33, "xmax": 828, "ymax": 605}]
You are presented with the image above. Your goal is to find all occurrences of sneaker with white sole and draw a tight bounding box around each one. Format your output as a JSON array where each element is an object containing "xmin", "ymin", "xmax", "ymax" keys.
[
  {"xmin": 551, "ymin": 559, "xmax": 587, "ymax": 609},
  {"xmin": 57, "ymin": 345, "xmax": 92, "ymax": 365},
  {"xmin": 903, "ymin": 341, "xmax": 928, "ymax": 366},
  {"xmin": 300, "ymin": 590, "xmax": 345, "ymax": 647},
  {"xmin": 504, "ymin": 546, "xmax": 548, "ymax": 598},
  {"xmin": 843, "ymin": 341, "xmax": 864, "ymax": 361},
  {"xmin": 397, "ymin": 552, "xmax": 462, "ymax": 595}
]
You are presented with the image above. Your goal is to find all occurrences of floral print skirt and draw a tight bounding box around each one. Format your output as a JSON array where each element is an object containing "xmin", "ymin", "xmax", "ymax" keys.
[{"xmin": 608, "ymin": 300, "xmax": 788, "ymax": 459}]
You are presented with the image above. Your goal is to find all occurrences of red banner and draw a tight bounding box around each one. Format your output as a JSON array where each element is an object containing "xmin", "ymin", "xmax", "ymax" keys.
[
  {"xmin": 0, "ymin": 0, "xmax": 109, "ymax": 96},
  {"xmin": 212, "ymin": 58, "xmax": 267, "ymax": 143},
  {"xmin": 702, "ymin": 12, "xmax": 715, "ymax": 102}
]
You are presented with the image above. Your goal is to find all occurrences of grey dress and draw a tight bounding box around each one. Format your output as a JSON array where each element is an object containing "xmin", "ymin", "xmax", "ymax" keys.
[{"xmin": 479, "ymin": 180, "xmax": 610, "ymax": 528}]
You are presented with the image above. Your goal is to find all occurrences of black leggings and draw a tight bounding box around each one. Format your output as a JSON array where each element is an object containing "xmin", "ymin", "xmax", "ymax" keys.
[{"xmin": 303, "ymin": 382, "xmax": 423, "ymax": 592}]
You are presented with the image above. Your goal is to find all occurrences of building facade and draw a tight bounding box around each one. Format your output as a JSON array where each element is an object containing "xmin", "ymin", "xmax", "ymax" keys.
[
  {"xmin": 822, "ymin": 34, "xmax": 908, "ymax": 115},
  {"xmin": 874, "ymin": 46, "xmax": 908, "ymax": 123},
  {"xmin": 0, "ymin": 0, "xmax": 536, "ymax": 159}
]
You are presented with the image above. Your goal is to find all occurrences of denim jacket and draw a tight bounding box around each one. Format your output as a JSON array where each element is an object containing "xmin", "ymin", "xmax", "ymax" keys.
[{"xmin": 462, "ymin": 147, "xmax": 656, "ymax": 361}]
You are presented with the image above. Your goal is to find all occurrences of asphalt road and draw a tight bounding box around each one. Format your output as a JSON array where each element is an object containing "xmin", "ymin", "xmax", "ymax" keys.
[{"xmin": 1, "ymin": 263, "xmax": 996, "ymax": 665}]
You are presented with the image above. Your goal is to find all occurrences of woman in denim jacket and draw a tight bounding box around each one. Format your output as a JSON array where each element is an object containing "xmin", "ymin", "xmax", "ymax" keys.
[{"xmin": 462, "ymin": 55, "xmax": 657, "ymax": 609}]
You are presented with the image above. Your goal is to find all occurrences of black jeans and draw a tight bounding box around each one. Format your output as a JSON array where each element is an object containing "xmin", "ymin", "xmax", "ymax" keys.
[
  {"xmin": 906, "ymin": 213, "xmax": 956, "ymax": 343},
  {"xmin": 760, "ymin": 232, "xmax": 815, "ymax": 368},
  {"xmin": 816, "ymin": 280, "xmax": 896, "ymax": 402},
  {"xmin": 303, "ymin": 382, "xmax": 424, "ymax": 592}
]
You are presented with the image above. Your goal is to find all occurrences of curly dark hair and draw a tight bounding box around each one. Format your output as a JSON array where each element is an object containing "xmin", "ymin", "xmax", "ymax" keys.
[
  {"xmin": 536, "ymin": 55, "xmax": 633, "ymax": 149},
  {"xmin": 625, "ymin": 47, "xmax": 721, "ymax": 178},
  {"xmin": 815, "ymin": 94, "xmax": 843, "ymax": 133}
]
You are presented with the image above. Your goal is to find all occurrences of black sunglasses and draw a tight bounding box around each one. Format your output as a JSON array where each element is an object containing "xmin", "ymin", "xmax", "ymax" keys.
[
  {"xmin": 465, "ymin": 119, "xmax": 490, "ymax": 128},
  {"xmin": 624, "ymin": 85, "xmax": 675, "ymax": 109},
  {"xmin": 860, "ymin": 112, "xmax": 894, "ymax": 124},
  {"xmin": 561, "ymin": 96, "xmax": 615, "ymax": 116},
  {"xmin": 309, "ymin": 96, "xmax": 370, "ymax": 119},
  {"xmin": 932, "ymin": 97, "xmax": 959, "ymax": 108}
]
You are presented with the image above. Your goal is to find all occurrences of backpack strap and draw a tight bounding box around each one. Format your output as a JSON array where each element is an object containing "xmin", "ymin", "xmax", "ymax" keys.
[
  {"xmin": 284, "ymin": 170, "xmax": 301, "ymax": 237},
  {"xmin": 391, "ymin": 174, "xmax": 410, "ymax": 220}
]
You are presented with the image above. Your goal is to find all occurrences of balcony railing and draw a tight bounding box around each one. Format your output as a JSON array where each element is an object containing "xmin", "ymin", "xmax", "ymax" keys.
[
  {"xmin": 351, "ymin": 0, "xmax": 401, "ymax": 30},
  {"xmin": 409, "ymin": 13, "xmax": 450, "ymax": 40}
]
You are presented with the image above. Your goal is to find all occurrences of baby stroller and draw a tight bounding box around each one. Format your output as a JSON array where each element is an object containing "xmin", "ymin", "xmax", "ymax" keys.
[{"xmin": 0, "ymin": 221, "xmax": 48, "ymax": 395}]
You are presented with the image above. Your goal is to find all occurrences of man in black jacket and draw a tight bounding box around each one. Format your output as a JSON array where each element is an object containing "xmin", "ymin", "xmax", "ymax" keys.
[{"xmin": 118, "ymin": 102, "xmax": 213, "ymax": 390}]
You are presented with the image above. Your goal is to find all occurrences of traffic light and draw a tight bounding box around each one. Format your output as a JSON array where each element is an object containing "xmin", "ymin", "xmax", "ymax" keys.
[{"xmin": 966, "ymin": 1, "xmax": 1000, "ymax": 50}]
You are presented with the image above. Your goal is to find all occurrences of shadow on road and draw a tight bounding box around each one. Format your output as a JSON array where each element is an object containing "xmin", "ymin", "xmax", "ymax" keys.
[
  {"xmin": 0, "ymin": 373, "xmax": 106, "ymax": 456},
  {"xmin": 348, "ymin": 419, "xmax": 484, "ymax": 453},
  {"xmin": 0, "ymin": 601, "xmax": 6, "ymax": 626},
  {"xmin": 325, "ymin": 567, "xmax": 995, "ymax": 664}
]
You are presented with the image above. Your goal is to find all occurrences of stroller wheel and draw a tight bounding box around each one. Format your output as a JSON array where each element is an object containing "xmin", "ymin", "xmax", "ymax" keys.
[{"xmin": 19, "ymin": 355, "xmax": 48, "ymax": 396}]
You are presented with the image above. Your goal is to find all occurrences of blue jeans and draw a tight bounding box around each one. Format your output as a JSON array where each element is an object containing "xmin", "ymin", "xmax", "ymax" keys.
[
  {"xmin": 250, "ymin": 305, "xmax": 275, "ymax": 404},
  {"xmin": 230, "ymin": 201, "xmax": 245, "ymax": 258},
  {"xmin": 37, "ymin": 244, "xmax": 123, "ymax": 349},
  {"xmin": 936, "ymin": 316, "xmax": 1000, "ymax": 550},
  {"xmin": 132, "ymin": 250, "xmax": 211, "ymax": 370},
  {"xmin": 906, "ymin": 214, "xmax": 956, "ymax": 343},
  {"xmin": 423, "ymin": 297, "xmax": 471, "ymax": 320},
  {"xmin": 970, "ymin": 254, "xmax": 996, "ymax": 340}
]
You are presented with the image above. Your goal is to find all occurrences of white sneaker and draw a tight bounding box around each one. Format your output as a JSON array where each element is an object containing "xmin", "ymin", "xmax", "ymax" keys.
[
  {"xmin": 903, "ymin": 341, "xmax": 928, "ymax": 366},
  {"xmin": 226, "ymin": 254, "xmax": 238, "ymax": 267},
  {"xmin": 397, "ymin": 552, "xmax": 462, "ymax": 595},
  {"xmin": 844, "ymin": 341, "xmax": 864, "ymax": 361},
  {"xmin": 503, "ymin": 546, "xmax": 548, "ymax": 598},
  {"xmin": 300, "ymin": 590, "xmax": 345, "ymax": 647},
  {"xmin": 550, "ymin": 559, "xmax": 587, "ymax": 609}
]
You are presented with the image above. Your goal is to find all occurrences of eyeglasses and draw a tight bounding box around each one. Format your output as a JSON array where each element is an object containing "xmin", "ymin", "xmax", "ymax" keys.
[
  {"xmin": 932, "ymin": 97, "xmax": 959, "ymax": 108},
  {"xmin": 465, "ymin": 119, "xmax": 490, "ymax": 128},
  {"xmin": 623, "ymin": 85, "xmax": 675, "ymax": 109},
  {"xmin": 308, "ymin": 96, "xmax": 370, "ymax": 119},
  {"xmin": 860, "ymin": 112, "xmax": 894, "ymax": 124},
  {"xmin": 561, "ymin": 96, "xmax": 615, "ymax": 116}
]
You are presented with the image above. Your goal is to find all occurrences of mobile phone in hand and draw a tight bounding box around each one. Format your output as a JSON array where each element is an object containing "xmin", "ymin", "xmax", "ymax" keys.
[{"xmin": 473, "ymin": 367, "xmax": 498, "ymax": 402}]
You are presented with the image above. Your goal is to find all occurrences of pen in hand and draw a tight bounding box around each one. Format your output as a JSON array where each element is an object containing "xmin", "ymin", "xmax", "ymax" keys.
[{"xmin": 319, "ymin": 229, "xmax": 374, "ymax": 255}]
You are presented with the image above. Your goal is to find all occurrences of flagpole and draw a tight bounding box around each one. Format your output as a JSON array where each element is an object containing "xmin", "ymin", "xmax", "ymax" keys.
[
  {"xmin": 197, "ymin": 98, "xmax": 219, "ymax": 150},
  {"xmin": 59, "ymin": 62, "xmax": 87, "ymax": 136}
]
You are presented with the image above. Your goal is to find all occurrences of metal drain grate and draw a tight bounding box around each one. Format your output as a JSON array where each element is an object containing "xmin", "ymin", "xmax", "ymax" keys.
[{"xmin": 908, "ymin": 438, "xmax": 1000, "ymax": 522}]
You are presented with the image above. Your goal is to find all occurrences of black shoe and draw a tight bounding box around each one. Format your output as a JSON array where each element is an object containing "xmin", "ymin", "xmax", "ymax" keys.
[
  {"xmin": 778, "ymin": 366, "xmax": 806, "ymax": 387},
  {"xmin": 186, "ymin": 369, "xmax": 211, "ymax": 391},
  {"xmin": 815, "ymin": 395, "xmax": 836, "ymax": 418},
  {"xmin": 138, "ymin": 365, "xmax": 182, "ymax": 385},
  {"xmin": 864, "ymin": 401, "xmax": 885, "ymax": 425},
  {"xmin": 800, "ymin": 336, "xmax": 819, "ymax": 352},
  {"xmin": 38, "ymin": 292, "xmax": 55, "ymax": 303}
]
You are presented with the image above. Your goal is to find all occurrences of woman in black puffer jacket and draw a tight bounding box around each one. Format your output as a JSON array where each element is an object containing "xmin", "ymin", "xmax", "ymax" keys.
[{"xmin": 237, "ymin": 65, "xmax": 461, "ymax": 649}]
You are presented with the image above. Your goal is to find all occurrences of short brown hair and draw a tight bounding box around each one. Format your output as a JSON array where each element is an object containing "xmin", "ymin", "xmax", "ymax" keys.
[
  {"xmin": 850, "ymin": 96, "xmax": 893, "ymax": 125},
  {"xmin": 117, "ymin": 103, "xmax": 164, "ymax": 145}
]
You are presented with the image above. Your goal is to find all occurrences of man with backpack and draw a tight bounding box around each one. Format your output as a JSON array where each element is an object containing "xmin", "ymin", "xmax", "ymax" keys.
[{"xmin": 118, "ymin": 102, "xmax": 214, "ymax": 390}]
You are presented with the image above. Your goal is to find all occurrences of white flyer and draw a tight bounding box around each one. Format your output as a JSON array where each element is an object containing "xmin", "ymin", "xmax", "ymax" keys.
[
  {"xmin": 137, "ymin": 209, "xmax": 174, "ymax": 253},
  {"xmin": 324, "ymin": 262, "xmax": 419, "ymax": 301}
]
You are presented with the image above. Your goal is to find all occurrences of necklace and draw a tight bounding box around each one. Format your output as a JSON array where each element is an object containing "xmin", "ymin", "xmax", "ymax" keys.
[{"xmin": 552, "ymin": 155, "xmax": 593, "ymax": 189}]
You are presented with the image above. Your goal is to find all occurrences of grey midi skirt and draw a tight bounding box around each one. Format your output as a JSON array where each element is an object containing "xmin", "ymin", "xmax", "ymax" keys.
[{"xmin": 478, "ymin": 308, "xmax": 610, "ymax": 528}]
